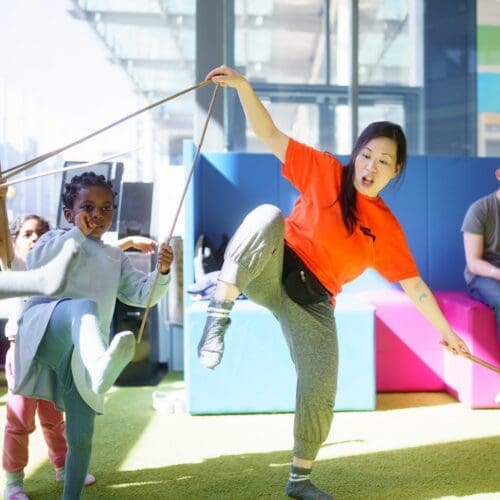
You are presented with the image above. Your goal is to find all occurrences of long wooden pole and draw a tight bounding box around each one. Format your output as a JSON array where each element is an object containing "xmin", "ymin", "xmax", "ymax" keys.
[
  {"xmin": 2, "ymin": 148, "xmax": 141, "ymax": 188},
  {"xmin": 463, "ymin": 352, "xmax": 500, "ymax": 374},
  {"xmin": 136, "ymin": 84, "xmax": 221, "ymax": 344},
  {"xmin": 0, "ymin": 161, "xmax": 14, "ymax": 271}
]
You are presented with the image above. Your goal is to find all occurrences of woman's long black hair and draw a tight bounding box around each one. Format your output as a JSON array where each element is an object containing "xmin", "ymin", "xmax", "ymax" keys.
[{"xmin": 338, "ymin": 121, "xmax": 407, "ymax": 234}]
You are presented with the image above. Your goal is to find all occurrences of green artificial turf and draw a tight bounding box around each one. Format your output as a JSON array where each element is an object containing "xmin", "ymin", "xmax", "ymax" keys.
[{"xmin": 1, "ymin": 372, "xmax": 499, "ymax": 499}]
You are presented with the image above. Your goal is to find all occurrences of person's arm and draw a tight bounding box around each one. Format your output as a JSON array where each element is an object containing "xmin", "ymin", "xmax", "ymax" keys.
[
  {"xmin": 399, "ymin": 276, "xmax": 470, "ymax": 355},
  {"xmin": 117, "ymin": 242, "xmax": 173, "ymax": 306},
  {"xmin": 463, "ymin": 232, "xmax": 499, "ymax": 280},
  {"xmin": 206, "ymin": 65, "xmax": 289, "ymax": 162},
  {"xmin": 116, "ymin": 235, "xmax": 158, "ymax": 255}
]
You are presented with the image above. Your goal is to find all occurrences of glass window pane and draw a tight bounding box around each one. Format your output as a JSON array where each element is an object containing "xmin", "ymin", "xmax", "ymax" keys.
[
  {"xmin": 235, "ymin": 0, "xmax": 332, "ymax": 84},
  {"xmin": 245, "ymin": 99, "xmax": 405, "ymax": 156},
  {"xmin": 357, "ymin": 0, "xmax": 422, "ymax": 86},
  {"xmin": 245, "ymin": 101, "xmax": 319, "ymax": 151},
  {"xmin": 477, "ymin": 0, "xmax": 500, "ymax": 157},
  {"xmin": 81, "ymin": 0, "xmax": 162, "ymax": 13},
  {"xmin": 333, "ymin": 102, "xmax": 404, "ymax": 155}
]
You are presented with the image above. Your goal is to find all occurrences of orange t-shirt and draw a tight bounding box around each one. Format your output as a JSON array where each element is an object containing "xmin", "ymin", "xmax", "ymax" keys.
[{"xmin": 283, "ymin": 138, "xmax": 419, "ymax": 297}]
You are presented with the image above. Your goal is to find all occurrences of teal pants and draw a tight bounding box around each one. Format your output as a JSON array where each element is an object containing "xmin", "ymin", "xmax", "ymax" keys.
[{"xmin": 35, "ymin": 299, "xmax": 97, "ymax": 500}]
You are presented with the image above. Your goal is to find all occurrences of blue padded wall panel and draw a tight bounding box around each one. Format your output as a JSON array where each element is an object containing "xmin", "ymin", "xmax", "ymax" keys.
[
  {"xmin": 198, "ymin": 152, "xmax": 281, "ymax": 241},
  {"xmin": 427, "ymin": 156, "xmax": 498, "ymax": 290},
  {"xmin": 278, "ymin": 175, "xmax": 299, "ymax": 216}
]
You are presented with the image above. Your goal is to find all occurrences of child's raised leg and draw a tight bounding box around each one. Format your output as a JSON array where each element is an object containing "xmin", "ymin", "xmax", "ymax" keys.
[{"xmin": 36, "ymin": 298, "xmax": 135, "ymax": 396}]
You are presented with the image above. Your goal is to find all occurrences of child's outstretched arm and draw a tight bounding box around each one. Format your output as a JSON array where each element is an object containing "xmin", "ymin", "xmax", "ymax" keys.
[
  {"xmin": 116, "ymin": 235, "xmax": 158, "ymax": 254},
  {"xmin": 117, "ymin": 242, "xmax": 173, "ymax": 306}
]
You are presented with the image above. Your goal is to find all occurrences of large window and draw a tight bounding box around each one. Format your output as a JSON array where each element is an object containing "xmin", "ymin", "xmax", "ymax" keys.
[
  {"xmin": 357, "ymin": 0, "xmax": 422, "ymax": 87},
  {"xmin": 477, "ymin": 0, "xmax": 500, "ymax": 157},
  {"xmin": 234, "ymin": 0, "xmax": 423, "ymax": 154},
  {"xmin": 235, "ymin": 0, "xmax": 330, "ymax": 85}
]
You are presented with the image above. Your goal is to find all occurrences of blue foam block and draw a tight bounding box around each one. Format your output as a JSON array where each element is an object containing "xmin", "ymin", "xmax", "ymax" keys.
[{"xmin": 184, "ymin": 295, "xmax": 375, "ymax": 414}]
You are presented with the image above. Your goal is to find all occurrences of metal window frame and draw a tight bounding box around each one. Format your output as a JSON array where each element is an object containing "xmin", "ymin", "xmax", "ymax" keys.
[{"xmin": 252, "ymin": 82, "xmax": 423, "ymax": 154}]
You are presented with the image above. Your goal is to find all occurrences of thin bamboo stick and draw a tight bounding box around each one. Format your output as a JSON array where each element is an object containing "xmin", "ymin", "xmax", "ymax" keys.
[
  {"xmin": 0, "ymin": 161, "xmax": 14, "ymax": 270},
  {"xmin": 2, "ymin": 148, "xmax": 141, "ymax": 188},
  {"xmin": 136, "ymin": 84, "xmax": 220, "ymax": 344},
  {"xmin": 463, "ymin": 352, "xmax": 500, "ymax": 374}
]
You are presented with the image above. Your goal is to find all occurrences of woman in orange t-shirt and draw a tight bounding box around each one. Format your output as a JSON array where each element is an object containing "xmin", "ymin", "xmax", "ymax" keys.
[{"xmin": 198, "ymin": 65, "xmax": 470, "ymax": 500}]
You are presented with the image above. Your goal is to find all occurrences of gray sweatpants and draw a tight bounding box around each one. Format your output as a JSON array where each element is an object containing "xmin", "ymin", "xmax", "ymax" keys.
[{"xmin": 220, "ymin": 204, "xmax": 339, "ymax": 460}]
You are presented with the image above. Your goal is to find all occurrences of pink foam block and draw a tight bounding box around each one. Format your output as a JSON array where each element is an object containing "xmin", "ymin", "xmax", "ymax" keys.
[
  {"xmin": 435, "ymin": 292, "xmax": 500, "ymax": 409},
  {"xmin": 354, "ymin": 290, "xmax": 445, "ymax": 392}
]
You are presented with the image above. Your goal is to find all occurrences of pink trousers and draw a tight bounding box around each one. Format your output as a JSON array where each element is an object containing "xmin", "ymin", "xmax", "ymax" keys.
[{"xmin": 3, "ymin": 344, "xmax": 67, "ymax": 473}]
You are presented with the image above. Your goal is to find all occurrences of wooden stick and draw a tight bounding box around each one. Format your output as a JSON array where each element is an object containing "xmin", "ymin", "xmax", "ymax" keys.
[
  {"xmin": 0, "ymin": 161, "xmax": 14, "ymax": 271},
  {"xmin": 463, "ymin": 352, "xmax": 500, "ymax": 374},
  {"xmin": 136, "ymin": 83, "xmax": 221, "ymax": 344},
  {"xmin": 0, "ymin": 193, "xmax": 12, "ymax": 271},
  {"xmin": 3, "ymin": 80, "xmax": 211, "ymax": 180},
  {"xmin": 2, "ymin": 147, "xmax": 141, "ymax": 188}
]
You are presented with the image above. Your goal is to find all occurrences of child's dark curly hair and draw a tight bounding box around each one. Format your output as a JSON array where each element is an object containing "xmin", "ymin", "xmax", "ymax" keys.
[{"xmin": 61, "ymin": 171, "xmax": 117, "ymax": 209}]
